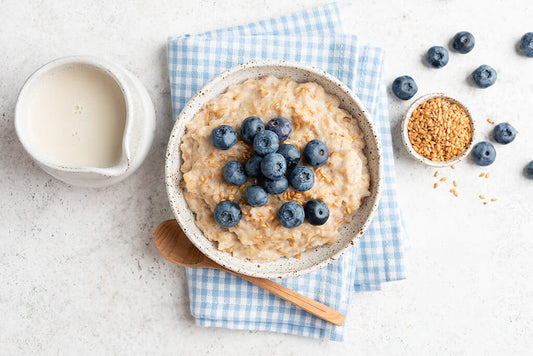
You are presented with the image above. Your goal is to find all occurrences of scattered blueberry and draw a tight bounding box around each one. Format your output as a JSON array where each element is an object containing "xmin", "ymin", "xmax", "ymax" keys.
[
  {"xmin": 426, "ymin": 46, "xmax": 449, "ymax": 68},
  {"xmin": 277, "ymin": 144, "xmax": 300, "ymax": 169},
  {"xmin": 519, "ymin": 32, "xmax": 533, "ymax": 57},
  {"xmin": 392, "ymin": 76, "xmax": 418, "ymax": 100},
  {"xmin": 277, "ymin": 201, "xmax": 305, "ymax": 228},
  {"xmin": 223, "ymin": 161, "xmax": 247, "ymax": 186},
  {"xmin": 471, "ymin": 141, "xmax": 496, "ymax": 166},
  {"xmin": 253, "ymin": 130, "xmax": 279, "ymax": 156},
  {"xmin": 526, "ymin": 161, "xmax": 533, "ymax": 179},
  {"xmin": 492, "ymin": 123, "xmax": 516, "ymax": 144},
  {"xmin": 260, "ymin": 153, "xmax": 287, "ymax": 180},
  {"xmin": 303, "ymin": 139, "xmax": 329, "ymax": 167},
  {"xmin": 214, "ymin": 201, "xmax": 242, "ymax": 228},
  {"xmin": 304, "ymin": 199, "xmax": 330, "ymax": 226},
  {"xmin": 240, "ymin": 116, "xmax": 265, "ymax": 143},
  {"xmin": 266, "ymin": 117, "xmax": 293, "ymax": 142},
  {"xmin": 244, "ymin": 155, "xmax": 263, "ymax": 178},
  {"xmin": 288, "ymin": 165, "xmax": 315, "ymax": 191},
  {"xmin": 471, "ymin": 65, "xmax": 497, "ymax": 88},
  {"xmin": 245, "ymin": 185, "xmax": 268, "ymax": 207},
  {"xmin": 452, "ymin": 31, "xmax": 475, "ymax": 54},
  {"xmin": 262, "ymin": 177, "xmax": 288, "ymax": 194},
  {"xmin": 210, "ymin": 125, "xmax": 237, "ymax": 150}
]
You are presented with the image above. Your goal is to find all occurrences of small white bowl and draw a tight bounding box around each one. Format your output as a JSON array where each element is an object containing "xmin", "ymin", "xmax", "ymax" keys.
[
  {"xmin": 166, "ymin": 60, "xmax": 383, "ymax": 278},
  {"xmin": 15, "ymin": 56, "xmax": 156, "ymax": 187},
  {"xmin": 401, "ymin": 93, "xmax": 476, "ymax": 167}
]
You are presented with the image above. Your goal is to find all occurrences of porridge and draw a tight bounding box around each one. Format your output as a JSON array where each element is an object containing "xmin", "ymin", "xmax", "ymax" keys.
[{"xmin": 180, "ymin": 75, "xmax": 370, "ymax": 261}]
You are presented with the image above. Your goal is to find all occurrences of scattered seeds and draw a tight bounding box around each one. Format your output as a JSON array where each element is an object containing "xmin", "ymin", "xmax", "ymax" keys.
[
  {"xmin": 479, "ymin": 195, "xmax": 486, "ymax": 200},
  {"xmin": 485, "ymin": 172, "xmax": 490, "ymax": 178},
  {"xmin": 453, "ymin": 180, "xmax": 458, "ymax": 187},
  {"xmin": 451, "ymin": 165, "xmax": 455, "ymax": 169},
  {"xmin": 491, "ymin": 198, "xmax": 497, "ymax": 202},
  {"xmin": 433, "ymin": 183, "xmax": 438, "ymax": 189},
  {"xmin": 295, "ymin": 253, "xmax": 301, "ymax": 259},
  {"xmin": 487, "ymin": 118, "xmax": 494, "ymax": 124},
  {"xmin": 479, "ymin": 173, "xmax": 485, "ymax": 178},
  {"xmin": 483, "ymin": 202, "xmax": 488, "ymax": 205},
  {"xmin": 434, "ymin": 170, "xmax": 439, "ymax": 177},
  {"xmin": 440, "ymin": 177, "xmax": 447, "ymax": 182}
]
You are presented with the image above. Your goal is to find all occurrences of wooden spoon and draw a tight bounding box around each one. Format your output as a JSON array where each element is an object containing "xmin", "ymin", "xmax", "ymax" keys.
[{"xmin": 154, "ymin": 219, "xmax": 345, "ymax": 326}]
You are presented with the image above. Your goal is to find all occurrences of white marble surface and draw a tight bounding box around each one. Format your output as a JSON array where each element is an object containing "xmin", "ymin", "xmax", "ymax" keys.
[{"xmin": 1, "ymin": 0, "xmax": 532, "ymax": 354}]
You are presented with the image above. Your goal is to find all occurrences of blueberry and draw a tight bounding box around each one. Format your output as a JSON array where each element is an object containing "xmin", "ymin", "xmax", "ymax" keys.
[
  {"xmin": 426, "ymin": 46, "xmax": 449, "ymax": 68},
  {"xmin": 519, "ymin": 32, "xmax": 533, "ymax": 57},
  {"xmin": 277, "ymin": 201, "xmax": 305, "ymax": 228},
  {"xmin": 471, "ymin": 65, "xmax": 497, "ymax": 88},
  {"xmin": 214, "ymin": 201, "xmax": 242, "ymax": 228},
  {"xmin": 223, "ymin": 161, "xmax": 247, "ymax": 186},
  {"xmin": 210, "ymin": 125, "xmax": 237, "ymax": 150},
  {"xmin": 266, "ymin": 117, "xmax": 293, "ymax": 142},
  {"xmin": 240, "ymin": 116, "xmax": 265, "ymax": 144},
  {"xmin": 245, "ymin": 185, "xmax": 268, "ymax": 207},
  {"xmin": 452, "ymin": 31, "xmax": 475, "ymax": 54},
  {"xmin": 244, "ymin": 155, "xmax": 263, "ymax": 178},
  {"xmin": 260, "ymin": 152, "xmax": 287, "ymax": 180},
  {"xmin": 277, "ymin": 144, "xmax": 301, "ymax": 169},
  {"xmin": 304, "ymin": 199, "xmax": 330, "ymax": 226},
  {"xmin": 262, "ymin": 176, "xmax": 288, "ymax": 194},
  {"xmin": 303, "ymin": 139, "xmax": 329, "ymax": 167},
  {"xmin": 492, "ymin": 123, "xmax": 516, "ymax": 145},
  {"xmin": 288, "ymin": 165, "xmax": 314, "ymax": 191},
  {"xmin": 471, "ymin": 141, "xmax": 496, "ymax": 166},
  {"xmin": 253, "ymin": 130, "xmax": 279, "ymax": 156},
  {"xmin": 526, "ymin": 161, "xmax": 533, "ymax": 179},
  {"xmin": 392, "ymin": 76, "xmax": 418, "ymax": 100}
]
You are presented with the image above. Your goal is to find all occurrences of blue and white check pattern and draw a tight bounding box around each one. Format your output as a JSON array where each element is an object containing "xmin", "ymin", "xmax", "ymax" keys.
[{"xmin": 167, "ymin": 3, "xmax": 407, "ymax": 340}]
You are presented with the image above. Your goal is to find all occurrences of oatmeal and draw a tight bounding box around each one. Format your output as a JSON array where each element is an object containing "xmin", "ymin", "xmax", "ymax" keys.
[{"xmin": 180, "ymin": 75, "xmax": 370, "ymax": 261}]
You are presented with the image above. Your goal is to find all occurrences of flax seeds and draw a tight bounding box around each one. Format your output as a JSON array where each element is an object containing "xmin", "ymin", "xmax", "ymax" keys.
[{"xmin": 408, "ymin": 97, "xmax": 472, "ymax": 161}]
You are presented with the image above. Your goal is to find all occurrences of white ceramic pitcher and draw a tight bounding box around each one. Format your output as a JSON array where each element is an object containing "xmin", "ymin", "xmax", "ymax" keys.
[{"xmin": 15, "ymin": 56, "xmax": 156, "ymax": 187}]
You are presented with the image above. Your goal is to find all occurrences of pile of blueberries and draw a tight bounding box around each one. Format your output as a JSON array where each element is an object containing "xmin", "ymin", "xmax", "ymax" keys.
[
  {"xmin": 210, "ymin": 116, "xmax": 332, "ymax": 229},
  {"xmin": 392, "ymin": 31, "xmax": 533, "ymax": 100},
  {"xmin": 391, "ymin": 31, "xmax": 533, "ymax": 178}
]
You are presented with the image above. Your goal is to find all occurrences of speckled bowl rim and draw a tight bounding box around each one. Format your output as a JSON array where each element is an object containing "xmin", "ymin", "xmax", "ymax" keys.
[
  {"xmin": 401, "ymin": 93, "xmax": 476, "ymax": 168},
  {"xmin": 165, "ymin": 60, "xmax": 383, "ymax": 279}
]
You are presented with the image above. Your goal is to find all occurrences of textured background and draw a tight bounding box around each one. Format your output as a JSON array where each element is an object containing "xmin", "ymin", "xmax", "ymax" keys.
[{"xmin": 1, "ymin": 0, "xmax": 532, "ymax": 354}]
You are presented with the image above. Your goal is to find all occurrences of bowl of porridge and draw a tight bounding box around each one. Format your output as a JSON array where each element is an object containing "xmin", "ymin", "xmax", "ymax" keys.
[{"xmin": 165, "ymin": 60, "xmax": 383, "ymax": 278}]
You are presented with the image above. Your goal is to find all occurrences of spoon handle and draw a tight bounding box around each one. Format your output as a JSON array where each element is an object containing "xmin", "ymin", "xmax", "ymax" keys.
[{"xmin": 220, "ymin": 266, "xmax": 345, "ymax": 326}]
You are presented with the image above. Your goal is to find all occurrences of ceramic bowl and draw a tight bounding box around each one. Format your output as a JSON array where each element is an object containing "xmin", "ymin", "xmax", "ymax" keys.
[
  {"xmin": 15, "ymin": 56, "xmax": 156, "ymax": 187},
  {"xmin": 165, "ymin": 60, "xmax": 383, "ymax": 278},
  {"xmin": 401, "ymin": 93, "xmax": 476, "ymax": 168}
]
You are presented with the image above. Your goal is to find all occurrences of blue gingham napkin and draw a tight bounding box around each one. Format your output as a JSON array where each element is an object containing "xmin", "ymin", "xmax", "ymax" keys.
[{"xmin": 167, "ymin": 3, "xmax": 407, "ymax": 340}]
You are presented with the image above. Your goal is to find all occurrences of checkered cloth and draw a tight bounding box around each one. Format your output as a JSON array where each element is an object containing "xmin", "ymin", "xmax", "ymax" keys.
[{"xmin": 167, "ymin": 3, "xmax": 407, "ymax": 340}]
